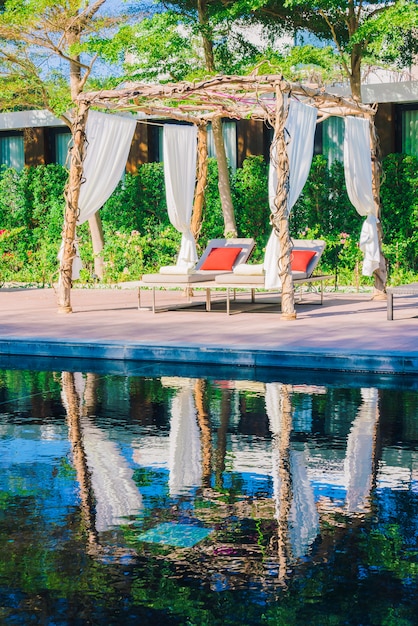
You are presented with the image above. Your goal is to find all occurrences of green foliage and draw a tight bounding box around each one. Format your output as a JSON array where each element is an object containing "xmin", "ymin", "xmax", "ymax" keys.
[
  {"xmin": 232, "ymin": 156, "xmax": 270, "ymax": 262},
  {"xmin": 0, "ymin": 153, "xmax": 417, "ymax": 286},
  {"xmin": 198, "ymin": 158, "xmax": 225, "ymax": 247},
  {"xmin": 380, "ymin": 153, "xmax": 418, "ymax": 274}
]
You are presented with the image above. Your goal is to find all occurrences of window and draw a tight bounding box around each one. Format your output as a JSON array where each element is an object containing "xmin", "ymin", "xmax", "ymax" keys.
[
  {"xmin": 321, "ymin": 116, "xmax": 344, "ymax": 166},
  {"xmin": 400, "ymin": 108, "xmax": 418, "ymax": 157},
  {"xmin": 0, "ymin": 132, "xmax": 24, "ymax": 171},
  {"xmin": 54, "ymin": 130, "xmax": 72, "ymax": 166},
  {"xmin": 207, "ymin": 121, "xmax": 237, "ymax": 171}
]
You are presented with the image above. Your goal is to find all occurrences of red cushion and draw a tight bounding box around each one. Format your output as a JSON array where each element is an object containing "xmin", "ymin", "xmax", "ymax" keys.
[
  {"xmin": 291, "ymin": 249, "xmax": 316, "ymax": 272},
  {"xmin": 200, "ymin": 247, "xmax": 242, "ymax": 271}
]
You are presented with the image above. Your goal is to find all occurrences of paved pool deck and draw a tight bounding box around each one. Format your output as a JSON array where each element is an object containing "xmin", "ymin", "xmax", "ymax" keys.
[{"xmin": 0, "ymin": 285, "xmax": 417, "ymax": 376}]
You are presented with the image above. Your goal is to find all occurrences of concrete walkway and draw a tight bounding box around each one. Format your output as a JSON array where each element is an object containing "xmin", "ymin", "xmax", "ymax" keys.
[{"xmin": 0, "ymin": 285, "xmax": 417, "ymax": 375}]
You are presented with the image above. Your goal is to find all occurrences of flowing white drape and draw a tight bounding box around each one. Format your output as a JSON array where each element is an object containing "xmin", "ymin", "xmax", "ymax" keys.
[
  {"xmin": 264, "ymin": 101, "xmax": 318, "ymax": 289},
  {"xmin": 78, "ymin": 111, "xmax": 137, "ymax": 225},
  {"xmin": 344, "ymin": 116, "xmax": 380, "ymax": 276},
  {"xmin": 163, "ymin": 124, "xmax": 198, "ymax": 268},
  {"xmin": 59, "ymin": 110, "xmax": 137, "ymax": 279}
]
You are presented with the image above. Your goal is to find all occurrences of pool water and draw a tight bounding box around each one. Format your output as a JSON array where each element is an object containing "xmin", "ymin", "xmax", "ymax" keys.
[{"xmin": 0, "ymin": 362, "xmax": 417, "ymax": 625}]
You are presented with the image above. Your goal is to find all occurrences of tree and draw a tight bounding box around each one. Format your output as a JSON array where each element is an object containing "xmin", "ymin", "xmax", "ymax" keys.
[
  {"xmin": 250, "ymin": 0, "xmax": 418, "ymax": 101},
  {"xmin": 0, "ymin": 0, "xmax": 128, "ymax": 310},
  {"xmin": 118, "ymin": 0, "xmax": 268, "ymax": 237}
]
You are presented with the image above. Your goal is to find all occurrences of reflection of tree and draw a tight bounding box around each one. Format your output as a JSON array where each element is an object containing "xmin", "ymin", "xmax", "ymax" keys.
[
  {"xmin": 215, "ymin": 388, "xmax": 231, "ymax": 489},
  {"xmin": 62, "ymin": 371, "xmax": 99, "ymax": 554},
  {"xmin": 195, "ymin": 379, "xmax": 212, "ymax": 488}
]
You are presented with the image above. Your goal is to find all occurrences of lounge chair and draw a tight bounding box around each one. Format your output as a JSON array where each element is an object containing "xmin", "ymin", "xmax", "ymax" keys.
[
  {"xmin": 138, "ymin": 238, "xmax": 255, "ymax": 312},
  {"xmin": 213, "ymin": 239, "xmax": 332, "ymax": 314}
]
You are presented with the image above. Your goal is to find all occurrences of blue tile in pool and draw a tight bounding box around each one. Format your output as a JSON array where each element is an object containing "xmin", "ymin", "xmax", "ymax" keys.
[{"xmin": 137, "ymin": 522, "xmax": 213, "ymax": 547}]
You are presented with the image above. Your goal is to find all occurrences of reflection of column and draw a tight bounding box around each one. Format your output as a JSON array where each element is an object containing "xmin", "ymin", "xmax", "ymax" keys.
[
  {"xmin": 344, "ymin": 387, "xmax": 379, "ymax": 514},
  {"xmin": 266, "ymin": 382, "xmax": 320, "ymax": 579},
  {"xmin": 165, "ymin": 378, "xmax": 202, "ymax": 497},
  {"xmin": 266, "ymin": 383, "xmax": 293, "ymax": 582},
  {"xmin": 195, "ymin": 380, "xmax": 212, "ymax": 488},
  {"xmin": 62, "ymin": 371, "xmax": 99, "ymax": 553}
]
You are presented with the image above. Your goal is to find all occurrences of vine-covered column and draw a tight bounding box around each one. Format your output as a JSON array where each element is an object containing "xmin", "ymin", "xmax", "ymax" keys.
[
  {"xmin": 369, "ymin": 115, "xmax": 387, "ymax": 300},
  {"xmin": 58, "ymin": 102, "xmax": 89, "ymax": 313},
  {"xmin": 270, "ymin": 83, "xmax": 296, "ymax": 320}
]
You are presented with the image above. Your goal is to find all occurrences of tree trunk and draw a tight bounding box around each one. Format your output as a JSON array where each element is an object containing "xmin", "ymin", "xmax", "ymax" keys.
[
  {"xmin": 212, "ymin": 116, "xmax": 237, "ymax": 237},
  {"xmin": 88, "ymin": 212, "xmax": 105, "ymax": 279},
  {"xmin": 197, "ymin": 0, "xmax": 237, "ymax": 237},
  {"xmin": 191, "ymin": 123, "xmax": 208, "ymax": 239},
  {"xmin": 57, "ymin": 102, "xmax": 89, "ymax": 313},
  {"xmin": 270, "ymin": 85, "xmax": 296, "ymax": 320},
  {"xmin": 350, "ymin": 45, "xmax": 363, "ymax": 101}
]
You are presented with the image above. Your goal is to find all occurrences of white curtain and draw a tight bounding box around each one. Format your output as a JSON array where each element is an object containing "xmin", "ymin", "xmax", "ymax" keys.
[
  {"xmin": 78, "ymin": 111, "xmax": 137, "ymax": 225},
  {"xmin": 59, "ymin": 110, "xmax": 137, "ymax": 279},
  {"xmin": 344, "ymin": 116, "xmax": 380, "ymax": 276},
  {"xmin": 163, "ymin": 124, "xmax": 198, "ymax": 268},
  {"xmin": 264, "ymin": 100, "xmax": 318, "ymax": 289}
]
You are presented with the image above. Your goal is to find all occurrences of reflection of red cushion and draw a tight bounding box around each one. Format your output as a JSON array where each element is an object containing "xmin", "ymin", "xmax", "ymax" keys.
[
  {"xmin": 291, "ymin": 250, "xmax": 316, "ymax": 272},
  {"xmin": 200, "ymin": 247, "xmax": 242, "ymax": 271}
]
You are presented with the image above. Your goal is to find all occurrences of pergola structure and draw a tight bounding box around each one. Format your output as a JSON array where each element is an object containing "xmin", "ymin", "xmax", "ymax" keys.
[{"xmin": 58, "ymin": 73, "xmax": 383, "ymax": 318}]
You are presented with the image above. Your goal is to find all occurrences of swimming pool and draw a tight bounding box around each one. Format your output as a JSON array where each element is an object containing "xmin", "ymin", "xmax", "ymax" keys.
[{"xmin": 0, "ymin": 360, "xmax": 417, "ymax": 624}]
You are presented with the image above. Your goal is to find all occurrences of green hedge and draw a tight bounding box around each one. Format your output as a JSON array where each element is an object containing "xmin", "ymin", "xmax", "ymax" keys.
[{"xmin": 0, "ymin": 153, "xmax": 417, "ymax": 286}]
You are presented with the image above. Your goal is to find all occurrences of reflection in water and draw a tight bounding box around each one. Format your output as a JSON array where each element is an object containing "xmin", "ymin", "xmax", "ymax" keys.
[
  {"xmin": 0, "ymin": 368, "xmax": 417, "ymax": 624},
  {"xmin": 163, "ymin": 377, "xmax": 202, "ymax": 497}
]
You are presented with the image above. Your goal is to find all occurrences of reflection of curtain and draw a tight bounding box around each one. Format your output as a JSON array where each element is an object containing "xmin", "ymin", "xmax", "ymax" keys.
[
  {"xmin": 163, "ymin": 125, "xmax": 198, "ymax": 268},
  {"xmin": 344, "ymin": 387, "xmax": 378, "ymax": 513},
  {"xmin": 265, "ymin": 382, "xmax": 319, "ymax": 559},
  {"xmin": 289, "ymin": 449, "xmax": 319, "ymax": 558},
  {"xmin": 61, "ymin": 372, "xmax": 142, "ymax": 532},
  {"xmin": 163, "ymin": 377, "xmax": 202, "ymax": 496},
  {"xmin": 344, "ymin": 117, "xmax": 380, "ymax": 276},
  {"xmin": 264, "ymin": 100, "xmax": 318, "ymax": 289},
  {"xmin": 81, "ymin": 416, "xmax": 143, "ymax": 532}
]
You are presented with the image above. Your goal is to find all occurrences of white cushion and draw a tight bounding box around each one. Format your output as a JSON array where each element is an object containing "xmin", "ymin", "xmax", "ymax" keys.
[
  {"xmin": 159, "ymin": 264, "xmax": 195, "ymax": 275},
  {"xmin": 233, "ymin": 263, "xmax": 265, "ymax": 276}
]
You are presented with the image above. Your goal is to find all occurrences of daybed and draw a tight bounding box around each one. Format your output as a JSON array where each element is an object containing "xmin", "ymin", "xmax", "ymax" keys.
[
  {"xmin": 213, "ymin": 239, "xmax": 332, "ymax": 314},
  {"xmin": 138, "ymin": 238, "xmax": 255, "ymax": 312}
]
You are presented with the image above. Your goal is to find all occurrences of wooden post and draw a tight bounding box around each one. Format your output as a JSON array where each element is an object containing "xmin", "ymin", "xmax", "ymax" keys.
[
  {"xmin": 191, "ymin": 123, "xmax": 208, "ymax": 240},
  {"xmin": 57, "ymin": 102, "xmax": 89, "ymax": 313},
  {"xmin": 270, "ymin": 84, "xmax": 296, "ymax": 320},
  {"xmin": 369, "ymin": 116, "xmax": 387, "ymax": 300}
]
